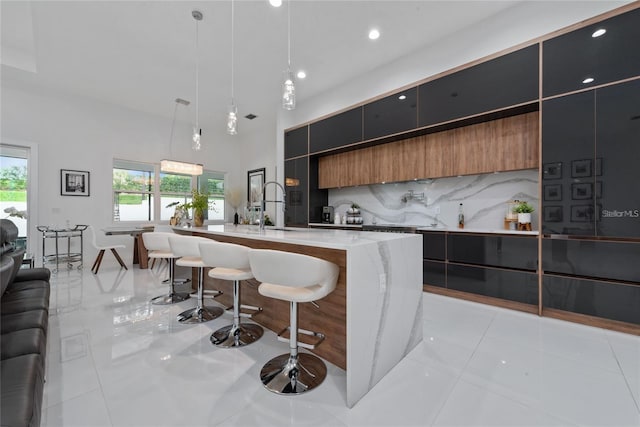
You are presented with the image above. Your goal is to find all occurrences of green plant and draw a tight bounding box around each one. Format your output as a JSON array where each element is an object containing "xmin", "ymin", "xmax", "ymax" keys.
[
  {"xmin": 182, "ymin": 189, "xmax": 210, "ymax": 212},
  {"xmin": 351, "ymin": 203, "xmax": 360, "ymax": 209},
  {"xmin": 513, "ymin": 201, "xmax": 534, "ymax": 214}
]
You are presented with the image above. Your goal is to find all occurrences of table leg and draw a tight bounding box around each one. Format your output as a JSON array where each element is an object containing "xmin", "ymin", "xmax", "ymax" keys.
[{"xmin": 135, "ymin": 234, "xmax": 148, "ymax": 269}]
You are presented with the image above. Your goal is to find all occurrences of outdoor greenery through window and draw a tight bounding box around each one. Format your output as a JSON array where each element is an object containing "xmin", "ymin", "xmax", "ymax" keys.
[
  {"xmin": 0, "ymin": 145, "xmax": 29, "ymax": 248},
  {"xmin": 113, "ymin": 159, "xmax": 225, "ymax": 223}
]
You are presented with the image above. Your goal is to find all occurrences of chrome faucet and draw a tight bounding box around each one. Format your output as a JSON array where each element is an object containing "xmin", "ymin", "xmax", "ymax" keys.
[{"xmin": 260, "ymin": 181, "xmax": 286, "ymax": 231}]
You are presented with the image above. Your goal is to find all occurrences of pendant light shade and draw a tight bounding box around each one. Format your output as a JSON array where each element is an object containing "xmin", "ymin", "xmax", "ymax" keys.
[
  {"xmin": 227, "ymin": 103, "xmax": 238, "ymax": 135},
  {"xmin": 192, "ymin": 9, "xmax": 203, "ymax": 150},
  {"xmin": 282, "ymin": 0, "xmax": 295, "ymax": 110},
  {"xmin": 163, "ymin": 98, "xmax": 203, "ymax": 176}
]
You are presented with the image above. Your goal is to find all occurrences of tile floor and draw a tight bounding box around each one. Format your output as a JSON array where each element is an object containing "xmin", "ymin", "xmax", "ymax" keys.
[{"xmin": 41, "ymin": 263, "xmax": 639, "ymax": 426}]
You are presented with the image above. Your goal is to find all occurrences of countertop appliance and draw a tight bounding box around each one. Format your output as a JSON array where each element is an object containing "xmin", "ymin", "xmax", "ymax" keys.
[
  {"xmin": 362, "ymin": 224, "xmax": 418, "ymax": 233},
  {"xmin": 322, "ymin": 206, "xmax": 334, "ymax": 223}
]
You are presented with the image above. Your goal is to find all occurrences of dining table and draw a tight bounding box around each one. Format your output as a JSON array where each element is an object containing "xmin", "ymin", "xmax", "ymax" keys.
[{"xmin": 102, "ymin": 226, "xmax": 154, "ymax": 268}]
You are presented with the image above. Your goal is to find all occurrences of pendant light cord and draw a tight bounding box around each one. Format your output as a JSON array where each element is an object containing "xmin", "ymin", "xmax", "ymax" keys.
[
  {"xmin": 169, "ymin": 101, "xmax": 178, "ymax": 158},
  {"xmin": 195, "ymin": 17, "xmax": 199, "ymax": 131},
  {"xmin": 287, "ymin": 0, "xmax": 291, "ymax": 69},
  {"xmin": 231, "ymin": 0, "xmax": 235, "ymax": 103}
]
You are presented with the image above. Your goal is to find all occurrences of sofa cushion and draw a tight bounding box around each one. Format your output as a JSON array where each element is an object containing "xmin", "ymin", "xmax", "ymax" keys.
[
  {"xmin": 14, "ymin": 268, "xmax": 51, "ymax": 283},
  {"xmin": 0, "ymin": 309, "xmax": 48, "ymax": 335},
  {"xmin": 5, "ymin": 248, "xmax": 25, "ymax": 286},
  {"xmin": 0, "ymin": 295, "xmax": 49, "ymax": 314},
  {"xmin": 0, "ymin": 354, "xmax": 44, "ymax": 427},
  {"xmin": 0, "ymin": 219, "xmax": 19, "ymax": 246},
  {"xmin": 1, "ymin": 255, "xmax": 13, "ymax": 296},
  {"xmin": 0, "ymin": 328, "xmax": 47, "ymax": 362}
]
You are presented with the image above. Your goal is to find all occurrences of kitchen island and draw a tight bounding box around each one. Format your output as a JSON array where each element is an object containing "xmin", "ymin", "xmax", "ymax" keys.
[{"xmin": 176, "ymin": 224, "xmax": 422, "ymax": 407}]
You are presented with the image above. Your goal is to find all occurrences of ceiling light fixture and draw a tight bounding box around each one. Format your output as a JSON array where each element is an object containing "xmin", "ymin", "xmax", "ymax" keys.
[
  {"xmin": 161, "ymin": 98, "xmax": 203, "ymax": 176},
  {"xmin": 282, "ymin": 0, "xmax": 295, "ymax": 110},
  {"xmin": 297, "ymin": 70, "xmax": 306, "ymax": 79},
  {"xmin": 227, "ymin": 0, "xmax": 238, "ymax": 135},
  {"xmin": 369, "ymin": 29, "xmax": 380, "ymax": 40},
  {"xmin": 269, "ymin": 0, "xmax": 282, "ymax": 7},
  {"xmin": 592, "ymin": 28, "xmax": 606, "ymax": 38},
  {"xmin": 192, "ymin": 10, "xmax": 203, "ymax": 150}
]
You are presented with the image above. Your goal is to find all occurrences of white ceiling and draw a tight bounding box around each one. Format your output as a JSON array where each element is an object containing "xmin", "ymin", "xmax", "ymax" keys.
[{"xmin": 1, "ymin": 0, "xmax": 527, "ymax": 139}]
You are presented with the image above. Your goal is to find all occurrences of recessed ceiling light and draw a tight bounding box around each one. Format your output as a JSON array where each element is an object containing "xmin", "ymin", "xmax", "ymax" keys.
[
  {"xmin": 368, "ymin": 29, "xmax": 380, "ymax": 40},
  {"xmin": 297, "ymin": 70, "xmax": 306, "ymax": 79},
  {"xmin": 398, "ymin": 95, "xmax": 407, "ymax": 100},
  {"xmin": 269, "ymin": 0, "xmax": 282, "ymax": 7},
  {"xmin": 592, "ymin": 28, "xmax": 606, "ymax": 38},
  {"xmin": 583, "ymin": 77, "xmax": 595, "ymax": 84}
]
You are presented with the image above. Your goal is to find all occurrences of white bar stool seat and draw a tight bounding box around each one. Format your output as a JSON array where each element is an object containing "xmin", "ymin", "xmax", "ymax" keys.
[
  {"xmin": 142, "ymin": 232, "xmax": 190, "ymax": 305},
  {"xmin": 169, "ymin": 235, "xmax": 224, "ymax": 323},
  {"xmin": 199, "ymin": 241, "xmax": 263, "ymax": 348},
  {"xmin": 248, "ymin": 249, "xmax": 339, "ymax": 395}
]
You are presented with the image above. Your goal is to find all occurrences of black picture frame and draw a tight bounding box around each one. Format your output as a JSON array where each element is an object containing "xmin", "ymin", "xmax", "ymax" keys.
[
  {"xmin": 571, "ymin": 159, "xmax": 592, "ymax": 178},
  {"xmin": 544, "ymin": 184, "xmax": 562, "ymax": 201},
  {"xmin": 570, "ymin": 205, "xmax": 594, "ymax": 222},
  {"xmin": 571, "ymin": 183, "xmax": 592, "ymax": 200},
  {"xmin": 543, "ymin": 206, "xmax": 563, "ymax": 223},
  {"xmin": 247, "ymin": 168, "xmax": 265, "ymax": 208},
  {"xmin": 543, "ymin": 162, "xmax": 562, "ymax": 180},
  {"xmin": 60, "ymin": 169, "xmax": 90, "ymax": 196}
]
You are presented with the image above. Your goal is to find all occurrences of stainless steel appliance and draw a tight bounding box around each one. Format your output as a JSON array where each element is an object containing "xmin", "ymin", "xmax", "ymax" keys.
[{"xmin": 322, "ymin": 206, "xmax": 334, "ymax": 223}]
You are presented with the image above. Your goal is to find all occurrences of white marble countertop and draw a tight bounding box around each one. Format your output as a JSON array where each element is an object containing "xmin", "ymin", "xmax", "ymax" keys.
[
  {"xmin": 416, "ymin": 226, "xmax": 538, "ymax": 235},
  {"xmin": 174, "ymin": 224, "xmax": 418, "ymax": 250}
]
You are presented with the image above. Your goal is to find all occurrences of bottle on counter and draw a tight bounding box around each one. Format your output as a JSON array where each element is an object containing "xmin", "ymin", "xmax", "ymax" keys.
[
  {"xmin": 458, "ymin": 203, "xmax": 465, "ymax": 229},
  {"xmin": 334, "ymin": 213, "xmax": 341, "ymax": 224}
]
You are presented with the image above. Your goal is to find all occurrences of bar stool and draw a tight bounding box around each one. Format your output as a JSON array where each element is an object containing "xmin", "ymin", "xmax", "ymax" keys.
[
  {"xmin": 199, "ymin": 241, "xmax": 263, "ymax": 348},
  {"xmin": 168, "ymin": 235, "xmax": 224, "ymax": 323},
  {"xmin": 142, "ymin": 232, "xmax": 190, "ymax": 305},
  {"xmin": 248, "ymin": 249, "xmax": 339, "ymax": 395}
]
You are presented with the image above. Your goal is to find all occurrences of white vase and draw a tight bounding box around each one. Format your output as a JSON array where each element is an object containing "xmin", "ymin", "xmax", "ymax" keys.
[{"xmin": 518, "ymin": 213, "xmax": 531, "ymax": 224}]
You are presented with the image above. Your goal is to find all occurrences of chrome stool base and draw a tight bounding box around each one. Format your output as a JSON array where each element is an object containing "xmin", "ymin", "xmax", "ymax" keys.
[
  {"xmin": 150, "ymin": 292, "xmax": 190, "ymax": 305},
  {"xmin": 177, "ymin": 305, "xmax": 223, "ymax": 324},
  {"xmin": 260, "ymin": 353, "xmax": 327, "ymax": 394},
  {"xmin": 210, "ymin": 323, "xmax": 263, "ymax": 348}
]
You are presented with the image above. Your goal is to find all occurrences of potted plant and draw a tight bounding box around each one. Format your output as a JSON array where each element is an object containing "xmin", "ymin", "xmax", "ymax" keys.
[
  {"xmin": 182, "ymin": 189, "xmax": 210, "ymax": 227},
  {"xmin": 348, "ymin": 203, "xmax": 360, "ymax": 214},
  {"xmin": 513, "ymin": 201, "xmax": 534, "ymax": 224}
]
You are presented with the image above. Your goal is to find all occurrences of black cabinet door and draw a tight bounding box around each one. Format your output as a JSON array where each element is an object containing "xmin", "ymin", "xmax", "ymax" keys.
[
  {"xmin": 595, "ymin": 79, "xmax": 640, "ymax": 238},
  {"xmin": 423, "ymin": 260, "xmax": 446, "ymax": 287},
  {"xmin": 541, "ymin": 91, "xmax": 596, "ymax": 236},
  {"xmin": 447, "ymin": 264, "xmax": 539, "ymax": 305},
  {"xmin": 420, "ymin": 231, "xmax": 446, "ymax": 260},
  {"xmin": 364, "ymin": 88, "xmax": 417, "ymax": 141},
  {"xmin": 309, "ymin": 107, "xmax": 362, "ymax": 154},
  {"xmin": 285, "ymin": 126, "xmax": 308, "ymax": 159},
  {"xmin": 308, "ymin": 156, "xmax": 328, "ymax": 224},
  {"xmin": 543, "ymin": 8, "xmax": 640, "ymax": 98},
  {"xmin": 542, "ymin": 238, "xmax": 640, "ymax": 283},
  {"xmin": 418, "ymin": 44, "xmax": 539, "ymax": 127},
  {"xmin": 447, "ymin": 234, "xmax": 538, "ymax": 271},
  {"xmin": 284, "ymin": 157, "xmax": 308, "ymax": 227},
  {"xmin": 543, "ymin": 274, "xmax": 640, "ymax": 325}
]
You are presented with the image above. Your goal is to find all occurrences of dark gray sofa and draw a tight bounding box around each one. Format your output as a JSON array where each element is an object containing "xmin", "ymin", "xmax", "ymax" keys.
[{"xmin": 1, "ymin": 219, "xmax": 50, "ymax": 427}]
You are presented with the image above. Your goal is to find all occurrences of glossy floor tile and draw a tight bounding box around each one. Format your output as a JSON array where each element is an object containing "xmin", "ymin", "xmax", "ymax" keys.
[{"xmin": 41, "ymin": 264, "xmax": 640, "ymax": 426}]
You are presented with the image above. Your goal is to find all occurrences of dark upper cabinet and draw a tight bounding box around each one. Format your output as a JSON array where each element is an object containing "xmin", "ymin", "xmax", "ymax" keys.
[
  {"xmin": 542, "ymin": 79, "xmax": 640, "ymax": 238},
  {"xmin": 595, "ymin": 79, "xmax": 640, "ymax": 238},
  {"xmin": 418, "ymin": 44, "xmax": 539, "ymax": 127},
  {"xmin": 447, "ymin": 234, "xmax": 538, "ymax": 271},
  {"xmin": 542, "ymin": 91, "xmax": 596, "ymax": 236},
  {"xmin": 309, "ymin": 107, "xmax": 362, "ymax": 154},
  {"xmin": 364, "ymin": 88, "xmax": 417, "ymax": 141},
  {"xmin": 543, "ymin": 8, "xmax": 640, "ymax": 98},
  {"xmin": 284, "ymin": 157, "xmax": 308, "ymax": 227},
  {"xmin": 285, "ymin": 126, "xmax": 308, "ymax": 159}
]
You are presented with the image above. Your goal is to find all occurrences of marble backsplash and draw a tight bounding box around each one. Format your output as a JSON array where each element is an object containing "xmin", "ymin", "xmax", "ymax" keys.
[{"xmin": 328, "ymin": 169, "xmax": 539, "ymax": 230}]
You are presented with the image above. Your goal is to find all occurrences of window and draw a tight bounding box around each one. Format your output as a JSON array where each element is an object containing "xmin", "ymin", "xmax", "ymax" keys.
[
  {"xmin": 0, "ymin": 144, "xmax": 29, "ymax": 250},
  {"xmin": 113, "ymin": 159, "xmax": 225, "ymax": 224}
]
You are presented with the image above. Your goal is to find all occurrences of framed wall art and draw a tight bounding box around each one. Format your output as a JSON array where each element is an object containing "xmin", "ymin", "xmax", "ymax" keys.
[
  {"xmin": 60, "ymin": 169, "xmax": 90, "ymax": 196},
  {"xmin": 247, "ymin": 168, "xmax": 265, "ymax": 208}
]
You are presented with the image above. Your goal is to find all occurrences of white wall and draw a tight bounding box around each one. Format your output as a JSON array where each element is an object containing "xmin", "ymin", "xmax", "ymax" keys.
[{"xmin": 0, "ymin": 84, "xmax": 250, "ymax": 265}]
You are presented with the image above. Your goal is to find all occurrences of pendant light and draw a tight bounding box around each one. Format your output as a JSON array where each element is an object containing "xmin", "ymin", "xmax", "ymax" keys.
[
  {"xmin": 227, "ymin": 0, "xmax": 238, "ymax": 135},
  {"xmin": 161, "ymin": 98, "xmax": 203, "ymax": 176},
  {"xmin": 192, "ymin": 10, "xmax": 203, "ymax": 150},
  {"xmin": 282, "ymin": 0, "xmax": 295, "ymax": 110}
]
